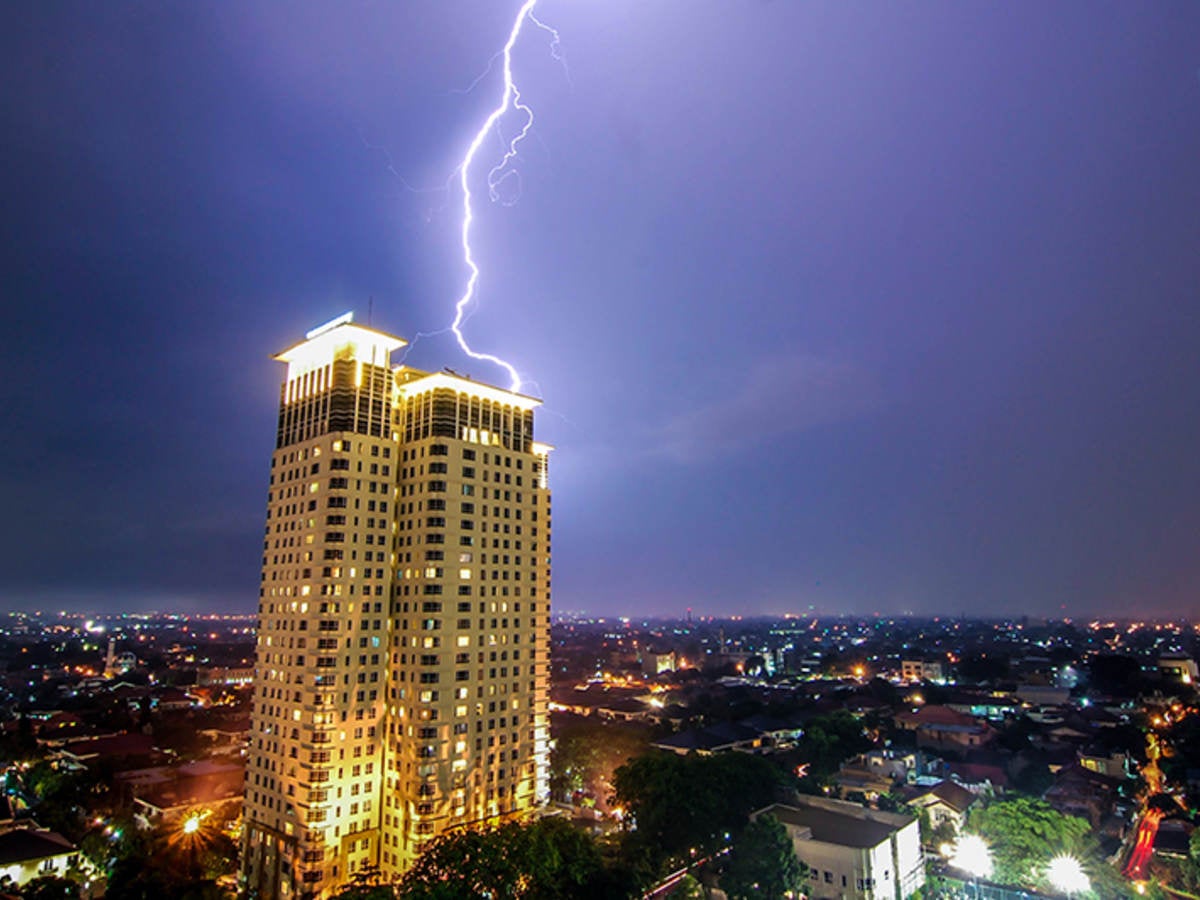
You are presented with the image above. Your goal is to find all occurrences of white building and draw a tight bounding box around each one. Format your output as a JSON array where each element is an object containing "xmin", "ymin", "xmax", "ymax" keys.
[
  {"xmin": 755, "ymin": 796, "xmax": 925, "ymax": 900},
  {"xmin": 0, "ymin": 829, "xmax": 79, "ymax": 888}
]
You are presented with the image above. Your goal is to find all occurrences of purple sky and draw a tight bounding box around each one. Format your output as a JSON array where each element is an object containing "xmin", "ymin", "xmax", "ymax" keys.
[{"xmin": 2, "ymin": 1, "xmax": 1199, "ymax": 617}]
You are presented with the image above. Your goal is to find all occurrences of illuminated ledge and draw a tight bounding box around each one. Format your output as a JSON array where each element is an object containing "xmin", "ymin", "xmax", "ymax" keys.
[
  {"xmin": 397, "ymin": 368, "xmax": 542, "ymax": 412},
  {"xmin": 273, "ymin": 314, "xmax": 407, "ymax": 380}
]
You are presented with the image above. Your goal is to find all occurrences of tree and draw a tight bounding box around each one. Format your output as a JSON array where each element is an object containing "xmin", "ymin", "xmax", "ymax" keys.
[
  {"xmin": 397, "ymin": 817, "xmax": 623, "ymax": 900},
  {"xmin": 968, "ymin": 798, "xmax": 1090, "ymax": 887},
  {"xmin": 722, "ymin": 815, "xmax": 806, "ymax": 900},
  {"xmin": 779, "ymin": 710, "xmax": 872, "ymax": 788},
  {"xmin": 611, "ymin": 750, "xmax": 784, "ymax": 874},
  {"xmin": 672, "ymin": 874, "xmax": 705, "ymax": 900},
  {"xmin": 549, "ymin": 715, "xmax": 653, "ymax": 809},
  {"xmin": 332, "ymin": 872, "xmax": 396, "ymax": 900},
  {"xmin": 929, "ymin": 817, "xmax": 957, "ymax": 849}
]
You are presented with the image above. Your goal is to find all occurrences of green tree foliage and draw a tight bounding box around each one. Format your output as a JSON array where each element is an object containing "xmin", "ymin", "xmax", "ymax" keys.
[
  {"xmin": 397, "ymin": 817, "xmax": 628, "ymax": 900},
  {"xmin": 721, "ymin": 815, "xmax": 806, "ymax": 900},
  {"xmin": 331, "ymin": 869, "xmax": 397, "ymax": 900},
  {"xmin": 549, "ymin": 716, "xmax": 653, "ymax": 806},
  {"xmin": 672, "ymin": 874, "xmax": 705, "ymax": 900},
  {"xmin": 611, "ymin": 751, "xmax": 784, "ymax": 876},
  {"xmin": 929, "ymin": 818, "xmax": 957, "ymax": 849},
  {"xmin": 23, "ymin": 762, "xmax": 107, "ymax": 841},
  {"xmin": 967, "ymin": 798, "xmax": 1090, "ymax": 887},
  {"xmin": 781, "ymin": 710, "xmax": 872, "ymax": 788}
]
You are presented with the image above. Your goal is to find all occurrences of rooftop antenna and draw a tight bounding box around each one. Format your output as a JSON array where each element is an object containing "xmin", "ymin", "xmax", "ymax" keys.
[{"xmin": 368, "ymin": 296, "xmax": 374, "ymax": 328}]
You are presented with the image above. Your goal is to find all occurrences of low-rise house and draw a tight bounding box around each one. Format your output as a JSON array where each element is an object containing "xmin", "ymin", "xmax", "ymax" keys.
[
  {"xmin": 900, "ymin": 659, "xmax": 944, "ymax": 683},
  {"xmin": 640, "ymin": 650, "xmax": 676, "ymax": 677},
  {"xmin": 1153, "ymin": 819, "xmax": 1194, "ymax": 858},
  {"xmin": 132, "ymin": 760, "xmax": 245, "ymax": 824},
  {"xmin": 739, "ymin": 714, "xmax": 805, "ymax": 747},
  {"xmin": 894, "ymin": 705, "xmax": 996, "ymax": 752},
  {"xmin": 152, "ymin": 688, "xmax": 195, "ymax": 712},
  {"xmin": 198, "ymin": 713, "xmax": 251, "ymax": 755},
  {"xmin": 835, "ymin": 750, "xmax": 918, "ymax": 800},
  {"xmin": 57, "ymin": 732, "xmax": 161, "ymax": 771},
  {"xmin": 943, "ymin": 691, "xmax": 1021, "ymax": 722},
  {"xmin": 1158, "ymin": 655, "xmax": 1198, "ymax": 686},
  {"xmin": 1042, "ymin": 763, "xmax": 1121, "ymax": 828},
  {"xmin": 754, "ymin": 796, "xmax": 925, "ymax": 900},
  {"xmin": 652, "ymin": 721, "xmax": 762, "ymax": 756},
  {"xmin": 1077, "ymin": 743, "xmax": 1129, "ymax": 779},
  {"xmin": 906, "ymin": 781, "xmax": 977, "ymax": 840},
  {"xmin": 197, "ymin": 666, "xmax": 254, "ymax": 687},
  {"xmin": 548, "ymin": 684, "xmax": 652, "ymax": 721},
  {"xmin": 1015, "ymin": 684, "xmax": 1071, "ymax": 707},
  {"xmin": 0, "ymin": 829, "xmax": 78, "ymax": 888},
  {"xmin": 946, "ymin": 761, "xmax": 1008, "ymax": 795}
]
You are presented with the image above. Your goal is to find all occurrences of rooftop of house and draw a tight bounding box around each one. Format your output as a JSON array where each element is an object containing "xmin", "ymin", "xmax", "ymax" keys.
[
  {"xmin": 0, "ymin": 829, "xmax": 75, "ymax": 866},
  {"xmin": 758, "ymin": 798, "xmax": 914, "ymax": 850}
]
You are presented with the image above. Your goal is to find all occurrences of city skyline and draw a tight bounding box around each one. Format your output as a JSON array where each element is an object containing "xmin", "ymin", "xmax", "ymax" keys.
[{"xmin": 3, "ymin": 2, "xmax": 1200, "ymax": 618}]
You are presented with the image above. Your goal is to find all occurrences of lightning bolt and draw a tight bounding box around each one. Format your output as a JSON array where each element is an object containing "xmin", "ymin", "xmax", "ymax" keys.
[{"xmin": 450, "ymin": 0, "xmax": 560, "ymax": 394}]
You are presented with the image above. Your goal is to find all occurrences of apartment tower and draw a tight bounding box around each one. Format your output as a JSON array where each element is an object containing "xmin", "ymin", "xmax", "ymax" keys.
[{"xmin": 242, "ymin": 314, "xmax": 551, "ymax": 899}]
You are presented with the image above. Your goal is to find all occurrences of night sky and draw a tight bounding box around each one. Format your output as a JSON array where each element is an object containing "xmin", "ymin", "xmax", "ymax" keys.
[{"xmin": 3, "ymin": 2, "xmax": 1200, "ymax": 618}]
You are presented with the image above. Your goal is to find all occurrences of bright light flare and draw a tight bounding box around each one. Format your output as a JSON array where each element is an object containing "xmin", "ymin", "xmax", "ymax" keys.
[
  {"xmin": 451, "ymin": 0, "xmax": 559, "ymax": 393},
  {"xmin": 1047, "ymin": 855, "xmax": 1089, "ymax": 896},
  {"xmin": 950, "ymin": 834, "xmax": 993, "ymax": 880},
  {"xmin": 182, "ymin": 815, "xmax": 202, "ymax": 835}
]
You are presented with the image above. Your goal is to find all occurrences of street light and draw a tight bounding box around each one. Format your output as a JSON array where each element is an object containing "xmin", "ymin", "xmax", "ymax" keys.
[
  {"xmin": 950, "ymin": 834, "xmax": 993, "ymax": 898},
  {"xmin": 1047, "ymin": 854, "xmax": 1089, "ymax": 898}
]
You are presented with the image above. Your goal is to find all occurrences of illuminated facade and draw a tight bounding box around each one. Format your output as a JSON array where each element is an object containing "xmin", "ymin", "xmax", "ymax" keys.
[{"xmin": 241, "ymin": 315, "xmax": 552, "ymax": 899}]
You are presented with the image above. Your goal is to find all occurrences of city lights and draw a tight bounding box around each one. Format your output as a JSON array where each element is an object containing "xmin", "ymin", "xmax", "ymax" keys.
[
  {"xmin": 949, "ymin": 834, "xmax": 993, "ymax": 881},
  {"xmin": 1046, "ymin": 855, "xmax": 1089, "ymax": 897}
]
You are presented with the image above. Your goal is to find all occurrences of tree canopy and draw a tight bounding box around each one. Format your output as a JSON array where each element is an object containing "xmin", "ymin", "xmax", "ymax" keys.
[
  {"xmin": 721, "ymin": 815, "xmax": 806, "ymax": 900},
  {"xmin": 611, "ymin": 750, "xmax": 784, "ymax": 875},
  {"xmin": 967, "ymin": 798, "xmax": 1090, "ymax": 888},
  {"xmin": 397, "ymin": 817, "xmax": 631, "ymax": 900}
]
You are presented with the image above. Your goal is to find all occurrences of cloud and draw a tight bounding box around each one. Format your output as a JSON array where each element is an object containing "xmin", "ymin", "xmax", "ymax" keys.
[{"xmin": 651, "ymin": 351, "xmax": 881, "ymax": 463}]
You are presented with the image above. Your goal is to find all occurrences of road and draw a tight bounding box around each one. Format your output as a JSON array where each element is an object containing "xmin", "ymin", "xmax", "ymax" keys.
[{"xmin": 1124, "ymin": 808, "xmax": 1164, "ymax": 880}]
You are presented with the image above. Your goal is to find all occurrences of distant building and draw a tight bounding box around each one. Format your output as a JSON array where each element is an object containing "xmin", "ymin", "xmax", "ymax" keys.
[
  {"xmin": 641, "ymin": 650, "xmax": 675, "ymax": 676},
  {"xmin": 1159, "ymin": 655, "xmax": 1198, "ymax": 686},
  {"xmin": 1077, "ymin": 744, "xmax": 1130, "ymax": 780},
  {"xmin": 197, "ymin": 666, "xmax": 255, "ymax": 687},
  {"xmin": 133, "ymin": 760, "xmax": 245, "ymax": 825},
  {"xmin": 900, "ymin": 659, "xmax": 943, "ymax": 683},
  {"xmin": 652, "ymin": 721, "xmax": 762, "ymax": 756},
  {"xmin": 57, "ymin": 732, "xmax": 161, "ymax": 771},
  {"xmin": 835, "ymin": 749, "xmax": 919, "ymax": 800},
  {"xmin": 1043, "ymin": 763, "xmax": 1121, "ymax": 828},
  {"xmin": 103, "ymin": 638, "xmax": 137, "ymax": 678},
  {"xmin": 894, "ymin": 705, "xmax": 995, "ymax": 751},
  {"xmin": 755, "ymin": 796, "xmax": 925, "ymax": 900},
  {"xmin": 1014, "ymin": 684, "xmax": 1071, "ymax": 707}
]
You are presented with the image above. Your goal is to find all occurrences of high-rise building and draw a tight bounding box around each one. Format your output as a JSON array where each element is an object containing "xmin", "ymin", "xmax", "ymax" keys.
[{"xmin": 241, "ymin": 314, "xmax": 552, "ymax": 899}]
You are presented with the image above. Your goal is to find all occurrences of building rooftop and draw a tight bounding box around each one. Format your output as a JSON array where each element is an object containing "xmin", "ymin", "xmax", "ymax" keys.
[
  {"xmin": 759, "ymin": 799, "xmax": 913, "ymax": 850},
  {"xmin": 0, "ymin": 829, "xmax": 75, "ymax": 866}
]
